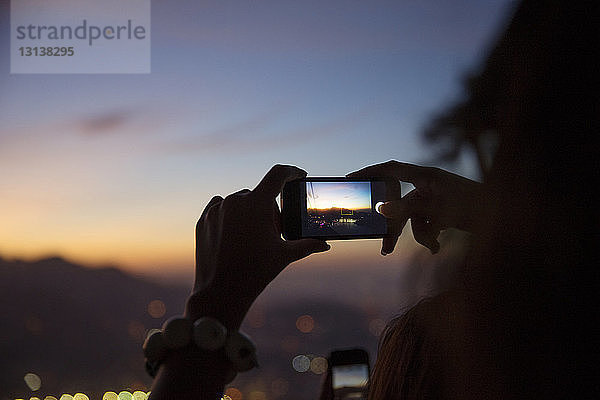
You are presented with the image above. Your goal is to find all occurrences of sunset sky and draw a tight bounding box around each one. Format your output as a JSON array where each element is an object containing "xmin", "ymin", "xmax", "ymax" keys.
[
  {"xmin": 307, "ymin": 182, "xmax": 371, "ymax": 210},
  {"xmin": 0, "ymin": 0, "xmax": 513, "ymax": 281}
]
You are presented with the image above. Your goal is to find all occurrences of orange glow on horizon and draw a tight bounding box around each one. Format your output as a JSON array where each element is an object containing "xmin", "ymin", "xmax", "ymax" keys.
[{"xmin": 1, "ymin": 219, "xmax": 419, "ymax": 285}]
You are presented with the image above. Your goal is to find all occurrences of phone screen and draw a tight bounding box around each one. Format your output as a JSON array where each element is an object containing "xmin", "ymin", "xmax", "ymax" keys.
[
  {"xmin": 301, "ymin": 180, "xmax": 387, "ymax": 238},
  {"xmin": 332, "ymin": 363, "xmax": 369, "ymax": 400}
]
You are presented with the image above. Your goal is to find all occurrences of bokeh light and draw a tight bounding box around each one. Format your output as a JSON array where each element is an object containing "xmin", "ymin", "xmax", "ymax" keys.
[
  {"xmin": 24, "ymin": 372, "xmax": 42, "ymax": 391},
  {"xmin": 128, "ymin": 321, "xmax": 146, "ymax": 342},
  {"xmin": 30, "ymin": 397, "xmax": 41, "ymax": 400},
  {"xmin": 24, "ymin": 316, "xmax": 44, "ymax": 335},
  {"xmin": 246, "ymin": 307, "xmax": 265, "ymax": 329},
  {"xmin": 280, "ymin": 335, "xmax": 299, "ymax": 353},
  {"xmin": 271, "ymin": 378, "xmax": 289, "ymax": 397},
  {"xmin": 292, "ymin": 355, "xmax": 311, "ymax": 372},
  {"xmin": 59, "ymin": 395, "xmax": 74, "ymax": 400},
  {"xmin": 44, "ymin": 396, "xmax": 58, "ymax": 400},
  {"xmin": 132, "ymin": 391, "xmax": 147, "ymax": 400},
  {"xmin": 369, "ymin": 318, "xmax": 387, "ymax": 337},
  {"xmin": 118, "ymin": 391, "xmax": 133, "ymax": 400},
  {"xmin": 73, "ymin": 394, "xmax": 89, "ymax": 400},
  {"xmin": 248, "ymin": 391, "xmax": 266, "ymax": 400},
  {"xmin": 103, "ymin": 392, "xmax": 118, "ymax": 400},
  {"xmin": 310, "ymin": 356, "xmax": 328, "ymax": 374},
  {"xmin": 295, "ymin": 315, "xmax": 315, "ymax": 333},
  {"xmin": 224, "ymin": 387, "xmax": 242, "ymax": 400},
  {"xmin": 147, "ymin": 300, "xmax": 166, "ymax": 318}
]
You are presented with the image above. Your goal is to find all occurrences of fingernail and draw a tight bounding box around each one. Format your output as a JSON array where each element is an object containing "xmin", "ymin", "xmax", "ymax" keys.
[{"xmin": 378, "ymin": 203, "xmax": 390, "ymax": 215}]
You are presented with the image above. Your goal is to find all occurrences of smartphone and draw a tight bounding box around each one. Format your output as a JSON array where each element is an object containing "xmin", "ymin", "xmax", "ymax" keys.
[
  {"xmin": 281, "ymin": 177, "xmax": 396, "ymax": 240},
  {"xmin": 330, "ymin": 348, "xmax": 370, "ymax": 400}
]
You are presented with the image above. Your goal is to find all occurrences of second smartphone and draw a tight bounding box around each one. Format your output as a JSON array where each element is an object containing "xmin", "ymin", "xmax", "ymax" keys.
[
  {"xmin": 281, "ymin": 177, "xmax": 396, "ymax": 240},
  {"xmin": 330, "ymin": 348, "xmax": 370, "ymax": 400}
]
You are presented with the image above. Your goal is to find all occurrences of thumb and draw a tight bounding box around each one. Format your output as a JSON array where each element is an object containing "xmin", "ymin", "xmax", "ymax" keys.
[
  {"xmin": 378, "ymin": 201, "xmax": 405, "ymax": 218},
  {"xmin": 283, "ymin": 239, "xmax": 330, "ymax": 264},
  {"xmin": 378, "ymin": 189, "xmax": 424, "ymax": 219}
]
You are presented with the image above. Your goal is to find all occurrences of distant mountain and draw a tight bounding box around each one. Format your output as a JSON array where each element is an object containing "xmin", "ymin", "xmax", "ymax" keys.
[
  {"xmin": 0, "ymin": 237, "xmax": 466, "ymax": 399},
  {"xmin": 0, "ymin": 256, "xmax": 386, "ymax": 400},
  {"xmin": 0, "ymin": 256, "xmax": 189, "ymax": 399}
]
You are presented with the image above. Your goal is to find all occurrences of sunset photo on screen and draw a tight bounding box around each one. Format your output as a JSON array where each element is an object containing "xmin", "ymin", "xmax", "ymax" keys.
[{"xmin": 303, "ymin": 181, "xmax": 384, "ymax": 236}]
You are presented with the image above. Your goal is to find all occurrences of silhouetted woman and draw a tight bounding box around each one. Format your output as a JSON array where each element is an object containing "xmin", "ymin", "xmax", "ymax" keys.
[{"xmin": 148, "ymin": 1, "xmax": 598, "ymax": 398}]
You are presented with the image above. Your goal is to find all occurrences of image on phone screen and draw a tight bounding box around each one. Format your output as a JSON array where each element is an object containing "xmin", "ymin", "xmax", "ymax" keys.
[
  {"xmin": 301, "ymin": 181, "xmax": 387, "ymax": 237},
  {"xmin": 332, "ymin": 364, "xmax": 369, "ymax": 400}
]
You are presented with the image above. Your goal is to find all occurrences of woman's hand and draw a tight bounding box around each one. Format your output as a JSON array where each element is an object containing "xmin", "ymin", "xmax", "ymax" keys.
[
  {"xmin": 348, "ymin": 161, "xmax": 482, "ymax": 255},
  {"xmin": 186, "ymin": 164, "xmax": 330, "ymax": 329}
]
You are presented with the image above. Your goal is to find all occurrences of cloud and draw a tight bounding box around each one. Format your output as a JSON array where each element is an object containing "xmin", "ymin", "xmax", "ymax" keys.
[{"xmin": 77, "ymin": 109, "xmax": 137, "ymax": 135}]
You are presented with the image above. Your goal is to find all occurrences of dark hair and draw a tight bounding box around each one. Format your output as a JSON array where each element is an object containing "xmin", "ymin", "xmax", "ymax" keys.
[
  {"xmin": 369, "ymin": 291, "xmax": 467, "ymax": 400},
  {"xmin": 463, "ymin": 1, "xmax": 598, "ymax": 397},
  {"xmin": 372, "ymin": 0, "xmax": 598, "ymax": 398}
]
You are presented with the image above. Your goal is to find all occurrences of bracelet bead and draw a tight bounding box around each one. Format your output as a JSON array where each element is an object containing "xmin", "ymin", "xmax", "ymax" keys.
[
  {"xmin": 162, "ymin": 317, "xmax": 193, "ymax": 349},
  {"xmin": 143, "ymin": 316, "xmax": 257, "ymax": 379},
  {"xmin": 193, "ymin": 317, "xmax": 228, "ymax": 351},
  {"xmin": 225, "ymin": 331, "xmax": 258, "ymax": 372},
  {"xmin": 143, "ymin": 329, "xmax": 168, "ymax": 363}
]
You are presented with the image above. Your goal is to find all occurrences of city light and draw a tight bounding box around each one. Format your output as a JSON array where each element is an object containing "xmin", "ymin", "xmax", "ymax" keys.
[
  {"xmin": 270, "ymin": 378, "xmax": 289, "ymax": 397},
  {"xmin": 280, "ymin": 335, "xmax": 299, "ymax": 353},
  {"xmin": 310, "ymin": 357, "xmax": 328, "ymax": 374},
  {"xmin": 224, "ymin": 387, "xmax": 242, "ymax": 400},
  {"xmin": 247, "ymin": 391, "xmax": 266, "ymax": 400},
  {"xmin": 369, "ymin": 318, "xmax": 387, "ymax": 337},
  {"xmin": 24, "ymin": 373, "xmax": 42, "ymax": 391},
  {"xmin": 292, "ymin": 354, "xmax": 311, "ymax": 372},
  {"xmin": 295, "ymin": 315, "xmax": 315, "ymax": 333},
  {"xmin": 12, "ymin": 391, "xmax": 152, "ymax": 400},
  {"xmin": 147, "ymin": 299, "xmax": 166, "ymax": 318}
]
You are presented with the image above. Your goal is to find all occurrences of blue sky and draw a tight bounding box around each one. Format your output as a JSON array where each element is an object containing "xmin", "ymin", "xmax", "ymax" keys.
[{"xmin": 0, "ymin": 0, "xmax": 514, "ymax": 278}]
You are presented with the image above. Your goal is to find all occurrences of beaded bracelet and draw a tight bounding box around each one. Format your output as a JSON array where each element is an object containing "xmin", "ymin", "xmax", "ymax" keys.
[{"xmin": 143, "ymin": 316, "xmax": 257, "ymax": 381}]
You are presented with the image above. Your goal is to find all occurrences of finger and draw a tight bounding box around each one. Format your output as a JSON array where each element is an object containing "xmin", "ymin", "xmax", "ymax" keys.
[
  {"xmin": 380, "ymin": 208, "xmax": 408, "ymax": 255},
  {"xmin": 411, "ymin": 217, "xmax": 441, "ymax": 254},
  {"xmin": 282, "ymin": 239, "xmax": 330, "ymax": 264},
  {"xmin": 378, "ymin": 187, "xmax": 417, "ymax": 255},
  {"xmin": 254, "ymin": 164, "xmax": 307, "ymax": 200},
  {"xmin": 199, "ymin": 195, "xmax": 223, "ymax": 221},
  {"xmin": 381, "ymin": 234, "xmax": 399, "ymax": 256},
  {"xmin": 347, "ymin": 160, "xmax": 429, "ymax": 186},
  {"xmin": 377, "ymin": 189, "xmax": 424, "ymax": 219}
]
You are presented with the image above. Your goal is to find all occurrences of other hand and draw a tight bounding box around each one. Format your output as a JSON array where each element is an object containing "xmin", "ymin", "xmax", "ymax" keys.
[
  {"xmin": 187, "ymin": 165, "xmax": 330, "ymax": 329},
  {"xmin": 348, "ymin": 161, "xmax": 481, "ymax": 255}
]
